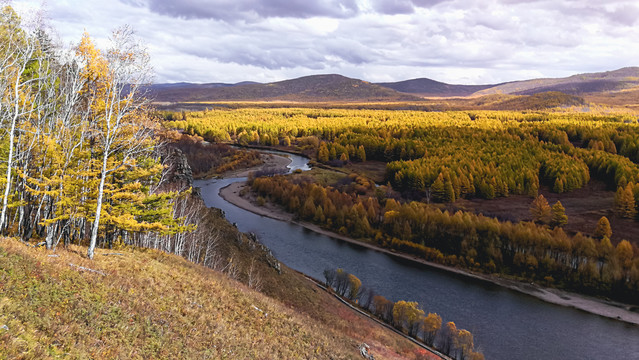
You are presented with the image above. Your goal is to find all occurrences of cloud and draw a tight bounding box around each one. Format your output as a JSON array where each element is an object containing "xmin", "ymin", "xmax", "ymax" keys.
[
  {"xmin": 13, "ymin": 0, "xmax": 639, "ymax": 85},
  {"xmin": 122, "ymin": 0, "xmax": 360, "ymax": 21},
  {"xmin": 368, "ymin": 0, "xmax": 449, "ymax": 14}
]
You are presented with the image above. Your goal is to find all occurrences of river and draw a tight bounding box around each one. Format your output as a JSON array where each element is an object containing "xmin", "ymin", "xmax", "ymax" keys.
[{"xmin": 194, "ymin": 151, "xmax": 639, "ymax": 360}]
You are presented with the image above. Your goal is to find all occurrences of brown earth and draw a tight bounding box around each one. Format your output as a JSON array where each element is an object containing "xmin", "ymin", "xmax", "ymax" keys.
[
  {"xmin": 340, "ymin": 160, "xmax": 637, "ymax": 245},
  {"xmin": 451, "ymin": 180, "xmax": 639, "ymax": 245}
]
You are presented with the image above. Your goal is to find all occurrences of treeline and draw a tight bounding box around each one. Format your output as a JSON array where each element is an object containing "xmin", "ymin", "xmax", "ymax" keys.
[
  {"xmin": 251, "ymin": 175, "xmax": 639, "ymax": 304},
  {"xmin": 0, "ymin": 7, "xmax": 191, "ymax": 258},
  {"xmin": 165, "ymin": 132, "xmax": 262, "ymax": 178},
  {"xmin": 323, "ymin": 268, "xmax": 484, "ymax": 360}
]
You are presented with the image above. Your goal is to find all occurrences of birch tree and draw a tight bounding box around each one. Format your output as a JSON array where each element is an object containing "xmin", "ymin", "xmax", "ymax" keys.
[
  {"xmin": 75, "ymin": 28, "xmax": 158, "ymax": 259},
  {"xmin": 0, "ymin": 6, "xmax": 38, "ymax": 232}
]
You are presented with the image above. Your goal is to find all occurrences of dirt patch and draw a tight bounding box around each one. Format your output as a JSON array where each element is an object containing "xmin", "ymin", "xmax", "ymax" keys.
[
  {"xmin": 450, "ymin": 179, "xmax": 639, "ymax": 245},
  {"xmin": 345, "ymin": 161, "xmax": 388, "ymax": 184},
  {"xmin": 340, "ymin": 161, "xmax": 638, "ymax": 244}
]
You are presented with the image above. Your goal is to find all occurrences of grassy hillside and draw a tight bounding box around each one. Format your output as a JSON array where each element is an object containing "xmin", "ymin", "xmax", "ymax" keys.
[{"xmin": 0, "ymin": 237, "xmax": 428, "ymax": 359}]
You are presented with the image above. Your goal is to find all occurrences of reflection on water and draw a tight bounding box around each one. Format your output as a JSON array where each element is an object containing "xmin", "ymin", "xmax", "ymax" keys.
[{"xmin": 195, "ymin": 150, "xmax": 639, "ymax": 360}]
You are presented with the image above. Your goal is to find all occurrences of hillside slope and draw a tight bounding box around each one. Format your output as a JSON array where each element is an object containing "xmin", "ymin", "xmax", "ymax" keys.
[
  {"xmin": 149, "ymin": 74, "xmax": 421, "ymax": 102},
  {"xmin": 376, "ymin": 78, "xmax": 495, "ymax": 97},
  {"xmin": 472, "ymin": 67, "xmax": 639, "ymax": 96},
  {"xmin": 0, "ymin": 237, "xmax": 429, "ymax": 359},
  {"xmin": 150, "ymin": 67, "xmax": 639, "ymax": 104}
]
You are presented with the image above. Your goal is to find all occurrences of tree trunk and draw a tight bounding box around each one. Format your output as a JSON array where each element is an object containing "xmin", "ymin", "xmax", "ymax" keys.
[
  {"xmin": 88, "ymin": 150, "xmax": 109, "ymax": 259},
  {"xmin": 0, "ymin": 110, "xmax": 17, "ymax": 233}
]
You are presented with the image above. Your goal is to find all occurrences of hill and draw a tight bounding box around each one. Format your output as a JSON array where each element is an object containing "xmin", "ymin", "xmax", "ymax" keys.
[
  {"xmin": 472, "ymin": 67, "xmax": 639, "ymax": 96},
  {"xmin": 0, "ymin": 237, "xmax": 429, "ymax": 359},
  {"xmin": 149, "ymin": 67, "xmax": 638, "ymax": 110},
  {"xmin": 149, "ymin": 74, "xmax": 420, "ymax": 102},
  {"xmin": 376, "ymin": 78, "xmax": 495, "ymax": 97},
  {"xmin": 452, "ymin": 91, "xmax": 586, "ymax": 111}
]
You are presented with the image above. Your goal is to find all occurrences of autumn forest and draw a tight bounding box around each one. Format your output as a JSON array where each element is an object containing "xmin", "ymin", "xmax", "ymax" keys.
[{"xmin": 168, "ymin": 107, "xmax": 639, "ymax": 304}]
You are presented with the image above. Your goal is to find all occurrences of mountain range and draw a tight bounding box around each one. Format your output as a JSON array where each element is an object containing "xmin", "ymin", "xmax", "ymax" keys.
[{"xmin": 148, "ymin": 67, "xmax": 639, "ymax": 104}]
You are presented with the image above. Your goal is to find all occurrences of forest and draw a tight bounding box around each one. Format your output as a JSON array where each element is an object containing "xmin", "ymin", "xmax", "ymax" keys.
[
  {"xmin": 0, "ymin": 7, "xmax": 199, "ymax": 260},
  {"xmin": 168, "ymin": 107, "xmax": 639, "ymax": 304}
]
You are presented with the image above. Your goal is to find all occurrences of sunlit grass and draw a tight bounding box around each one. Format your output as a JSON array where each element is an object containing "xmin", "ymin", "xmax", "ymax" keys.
[{"xmin": 0, "ymin": 237, "xmax": 430, "ymax": 359}]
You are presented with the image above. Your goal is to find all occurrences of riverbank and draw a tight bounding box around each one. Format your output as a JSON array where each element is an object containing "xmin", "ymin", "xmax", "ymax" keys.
[{"xmin": 219, "ymin": 181, "xmax": 639, "ymax": 326}]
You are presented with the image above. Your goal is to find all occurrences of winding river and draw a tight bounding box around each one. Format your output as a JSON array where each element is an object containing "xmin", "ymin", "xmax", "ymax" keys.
[{"xmin": 194, "ymin": 151, "xmax": 639, "ymax": 360}]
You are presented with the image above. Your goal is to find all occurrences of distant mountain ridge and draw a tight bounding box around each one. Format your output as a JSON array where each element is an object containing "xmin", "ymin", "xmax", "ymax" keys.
[
  {"xmin": 148, "ymin": 67, "xmax": 639, "ymax": 102},
  {"xmin": 148, "ymin": 74, "xmax": 419, "ymax": 102}
]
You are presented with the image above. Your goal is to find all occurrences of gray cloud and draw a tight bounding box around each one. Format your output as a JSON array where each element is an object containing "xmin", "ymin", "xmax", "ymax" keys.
[
  {"xmin": 15, "ymin": 0, "xmax": 639, "ymax": 85},
  {"xmin": 123, "ymin": 0, "xmax": 359, "ymax": 21},
  {"xmin": 370, "ymin": 0, "xmax": 416, "ymax": 15},
  {"xmin": 369, "ymin": 0, "xmax": 449, "ymax": 14}
]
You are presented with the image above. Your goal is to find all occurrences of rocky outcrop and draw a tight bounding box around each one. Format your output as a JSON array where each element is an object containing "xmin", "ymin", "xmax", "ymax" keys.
[{"xmin": 161, "ymin": 146, "xmax": 198, "ymax": 195}]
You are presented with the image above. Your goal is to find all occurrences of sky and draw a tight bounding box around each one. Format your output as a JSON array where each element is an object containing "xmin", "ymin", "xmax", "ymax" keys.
[{"xmin": 11, "ymin": 0, "xmax": 639, "ymax": 85}]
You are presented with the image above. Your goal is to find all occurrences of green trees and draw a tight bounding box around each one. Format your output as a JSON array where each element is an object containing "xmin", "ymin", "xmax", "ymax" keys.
[{"xmin": 0, "ymin": 6, "xmax": 41, "ymax": 233}]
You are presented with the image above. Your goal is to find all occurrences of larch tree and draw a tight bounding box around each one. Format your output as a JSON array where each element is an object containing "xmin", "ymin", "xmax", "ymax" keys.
[
  {"xmin": 347, "ymin": 273, "xmax": 362, "ymax": 300},
  {"xmin": 456, "ymin": 329, "xmax": 480, "ymax": 360},
  {"xmin": 357, "ymin": 144, "xmax": 366, "ymax": 162},
  {"xmin": 550, "ymin": 200, "xmax": 567, "ymax": 227},
  {"xmin": 530, "ymin": 194, "xmax": 551, "ymax": 224},
  {"xmin": 615, "ymin": 183, "xmax": 636, "ymax": 219},
  {"xmin": 440, "ymin": 321, "xmax": 458, "ymax": 356},
  {"xmin": 317, "ymin": 142, "xmax": 329, "ymax": 163},
  {"xmin": 593, "ymin": 216, "xmax": 612, "ymax": 240},
  {"xmin": 616, "ymin": 240, "xmax": 634, "ymax": 270}
]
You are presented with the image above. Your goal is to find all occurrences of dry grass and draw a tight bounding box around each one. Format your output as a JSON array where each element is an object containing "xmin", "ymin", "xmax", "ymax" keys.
[{"xmin": 0, "ymin": 237, "xmax": 425, "ymax": 359}]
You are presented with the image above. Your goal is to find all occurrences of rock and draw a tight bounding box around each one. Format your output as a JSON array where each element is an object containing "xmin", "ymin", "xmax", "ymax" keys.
[
  {"xmin": 359, "ymin": 343, "xmax": 374, "ymax": 360},
  {"xmin": 161, "ymin": 147, "xmax": 194, "ymax": 190}
]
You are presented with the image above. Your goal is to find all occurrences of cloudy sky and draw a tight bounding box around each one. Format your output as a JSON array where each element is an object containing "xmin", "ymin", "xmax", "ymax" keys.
[{"xmin": 12, "ymin": 0, "xmax": 639, "ymax": 85}]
